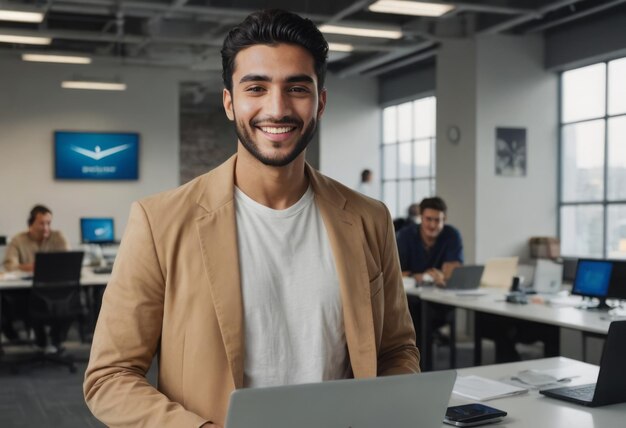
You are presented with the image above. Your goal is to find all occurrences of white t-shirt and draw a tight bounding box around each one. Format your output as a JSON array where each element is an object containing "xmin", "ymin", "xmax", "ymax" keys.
[{"xmin": 235, "ymin": 185, "xmax": 348, "ymax": 388}]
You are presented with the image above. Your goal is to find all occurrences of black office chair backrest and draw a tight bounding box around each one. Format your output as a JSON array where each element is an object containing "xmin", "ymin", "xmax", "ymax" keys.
[{"xmin": 30, "ymin": 251, "xmax": 85, "ymax": 320}]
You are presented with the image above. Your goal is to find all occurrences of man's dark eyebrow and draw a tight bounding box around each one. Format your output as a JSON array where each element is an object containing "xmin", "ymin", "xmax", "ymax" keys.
[
  {"xmin": 239, "ymin": 74, "xmax": 271, "ymax": 84},
  {"xmin": 286, "ymin": 75, "xmax": 314, "ymax": 84},
  {"xmin": 238, "ymin": 74, "xmax": 314, "ymax": 84}
]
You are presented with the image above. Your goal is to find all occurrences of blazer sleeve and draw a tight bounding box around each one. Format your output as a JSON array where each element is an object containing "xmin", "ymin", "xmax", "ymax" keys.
[
  {"xmin": 376, "ymin": 205, "xmax": 421, "ymax": 375},
  {"xmin": 83, "ymin": 202, "xmax": 209, "ymax": 427}
]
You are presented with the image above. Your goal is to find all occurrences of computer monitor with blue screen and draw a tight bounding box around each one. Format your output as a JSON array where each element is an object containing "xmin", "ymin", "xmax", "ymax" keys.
[
  {"xmin": 81, "ymin": 218, "xmax": 115, "ymax": 244},
  {"xmin": 572, "ymin": 259, "xmax": 613, "ymax": 310}
]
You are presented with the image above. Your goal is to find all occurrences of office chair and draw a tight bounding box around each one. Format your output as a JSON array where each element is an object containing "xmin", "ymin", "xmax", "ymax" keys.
[{"xmin": 17, "ymin": 251, "xmax": 85, "ymax": 373}]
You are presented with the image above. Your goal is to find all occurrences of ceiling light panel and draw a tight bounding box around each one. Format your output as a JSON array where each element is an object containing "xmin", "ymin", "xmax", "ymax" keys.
[
  {"xmin": 0, "ymin": 10, "xmax": 44, "ymax": 23},
  {"xmin": 328, "ymin": 42, "xmax": 354, "ymax": 52},
  {"xmin": 23, "ymin": 54, "xmax": 92, "ymax": 64},
  {"xmin": 369, "ymin": 1, "xmax": 455, "ymax": 17},
  {"xmin": 62, "ymin": 81, "xmax": 126, "ymax": 91},
  {"xmin": 0, "ymin": 34, "xmax": 51, "ymax": 45},
  {"xmin": 319, "ymin": 24, "xmax": 402, "ymax": 39}
]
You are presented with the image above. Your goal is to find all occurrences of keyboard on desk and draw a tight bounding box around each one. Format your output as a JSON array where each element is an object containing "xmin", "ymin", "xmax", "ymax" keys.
[
  {"xmin": 540, "ymin": 383, "xmax": 596, "ymax": 404},
  {"xmin": 93, "ymin": 266, "xmax": 113, "ymax": 275},
  {"xmin": 558, "ymin": 384, "xmax": 596, "ymax": 400}
]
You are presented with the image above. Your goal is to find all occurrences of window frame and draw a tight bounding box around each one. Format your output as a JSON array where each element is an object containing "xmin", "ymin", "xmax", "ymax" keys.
[
  {"xmin": 380, "ymin": 93, "xmax": 437, "ymax": 219},
  {"xmin": 558, "ymin": 58, "xmax": 626, "ymax": 258}
]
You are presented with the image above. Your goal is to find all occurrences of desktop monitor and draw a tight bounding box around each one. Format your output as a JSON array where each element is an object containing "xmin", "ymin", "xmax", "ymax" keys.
[
  {"xmin": 607, "ymin": 260, "xmax": 626, "ymax": 300},
  {"xmin": 572, "ymin": 259, "xmax": 613, "ymax": 309},
  {"xmin": 81, "ymin": 218, "xmax": 115, "ymax": 244}
]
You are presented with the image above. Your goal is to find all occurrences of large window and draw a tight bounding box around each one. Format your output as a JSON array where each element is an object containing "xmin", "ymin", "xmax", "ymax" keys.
[
  {"xmin": 381, "ymin": 96, "xmax": 436, "ymax": 219},
  {"xmin": 560, "ymin": 58, "xmax": 626, "ymax": 258}
]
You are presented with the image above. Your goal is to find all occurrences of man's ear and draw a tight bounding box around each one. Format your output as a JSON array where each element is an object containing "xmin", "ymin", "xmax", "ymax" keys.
[
  {"xmin": 223, "ymin": 88, "xmax": 235, "ymax": 121},
  {"xmin": 317, "ymin": 88, "xmax": 327, "ymax": 119}
]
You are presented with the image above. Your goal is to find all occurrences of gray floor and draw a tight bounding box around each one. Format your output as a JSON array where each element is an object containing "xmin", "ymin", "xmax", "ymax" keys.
[
  {"xmin": 0, "ymin": 335, "xmax": 158, "ymax": 428},
  {"xmin": 0, "ymin": 332, "xmax": 540, "ymax": 428}
]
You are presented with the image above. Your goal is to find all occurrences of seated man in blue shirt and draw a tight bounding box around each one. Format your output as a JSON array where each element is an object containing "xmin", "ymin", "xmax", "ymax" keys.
[
  {"xmin": 396, "ymin": 197, "xmax": 463, "ymax": 350},
  {"xmin": 396, "ymin": 197, "xmax": 463, "ymax": 285}
]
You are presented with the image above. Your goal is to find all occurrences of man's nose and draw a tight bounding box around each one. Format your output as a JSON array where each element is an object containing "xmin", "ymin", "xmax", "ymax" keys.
[{"xmin": 267, "ymin": 90, "xmax": 292, "ymax": 118}]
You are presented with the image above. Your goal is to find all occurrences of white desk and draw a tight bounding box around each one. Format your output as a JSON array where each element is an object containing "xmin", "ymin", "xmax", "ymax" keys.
[
  {"xmin": 414, "ymin": 288, "xmax": 611, "ymax": 335},
  {"xmin": 406, "ymin": 287, "xmax": 614, "ymax": 370},
  {"xmin": 445, "ymin": 357, "xmax": 626, "ymax": 428},
  {"xmin": 0, "ymin": 267, "xmax": 111, "ymax": 289}
]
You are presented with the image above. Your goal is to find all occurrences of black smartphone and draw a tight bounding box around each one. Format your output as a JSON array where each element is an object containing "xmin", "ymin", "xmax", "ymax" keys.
[{"xmin": 443, "ymin": 403, "xmax": 507, "ymax": 427}]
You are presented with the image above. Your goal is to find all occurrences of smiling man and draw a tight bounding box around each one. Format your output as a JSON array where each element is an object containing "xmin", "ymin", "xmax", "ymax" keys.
[{"xmin": 84, "ymin": 9, "xmax": 419, "ymax": 428}]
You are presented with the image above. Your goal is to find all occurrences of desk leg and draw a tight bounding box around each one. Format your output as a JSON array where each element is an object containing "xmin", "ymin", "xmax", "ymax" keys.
[
  {"xmin": 449, "ymin": 308, "xmax": 456, "ymax": 369},
  {"xmin": 420, "ymin": 298, "xmax": 433, "ymax": 372},
  {"xmin": 473, "ymin": 311, "xmax": 482, "ymax": 366}
]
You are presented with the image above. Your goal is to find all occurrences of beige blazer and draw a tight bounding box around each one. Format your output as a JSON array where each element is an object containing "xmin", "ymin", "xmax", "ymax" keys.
[{"xmin": 84, "ymin": 155, "xmax": 419, "ymax": 427}]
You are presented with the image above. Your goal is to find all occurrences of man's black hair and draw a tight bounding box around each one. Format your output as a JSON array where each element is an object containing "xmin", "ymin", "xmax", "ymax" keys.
[
  {"xmin": 28, "ymin": 204, "xmax": 51, "ymax": 226},
  {"xmin": 361, "ymin": 169, "xmax": 372, "ymax": 182},
  {"xmin": 221, "ymin": 9, "xmax": 328, "ymax": 93},
  {"xmin": 419, "ymin": 197, "xmax": 447, "ymax": 215}
]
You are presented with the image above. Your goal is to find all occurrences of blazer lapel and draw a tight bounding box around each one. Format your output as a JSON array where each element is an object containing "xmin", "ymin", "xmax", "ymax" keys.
[
  {"xmin": 195, "ymin": 155, "xmax": 245, "ymax": 388},
  {"xmin": 308, "ymin": 165, "xmax": 377, "ymax": 378}
]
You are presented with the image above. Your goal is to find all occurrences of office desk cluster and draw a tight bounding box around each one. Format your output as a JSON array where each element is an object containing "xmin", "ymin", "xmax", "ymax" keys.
[
  {"xmin": 406, "ymin": 286, "xmax": 617, "ymax": 371},
  {"xmin": 0, "ymin": 268, "xmax": 111, "ymax": 350}
]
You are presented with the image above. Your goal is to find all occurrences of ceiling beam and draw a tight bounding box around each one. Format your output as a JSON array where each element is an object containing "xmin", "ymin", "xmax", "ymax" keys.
[
  {"xmin": 479, "ymin": 0, "xmax": 587, "ymax": 35},
  {"xmin": 338, "ymin": 40, "xmax": 436, "ymax": 77},
  {"xmin": 362, "ymin": 48, "xmax": 437, "ymax": 77},
  {"xmin": 527, "ymin": 0, "xmax": 626, "ymax": 33}
]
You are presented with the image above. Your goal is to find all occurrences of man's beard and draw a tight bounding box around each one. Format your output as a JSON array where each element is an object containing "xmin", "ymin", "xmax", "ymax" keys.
[{"xmin": 233, "ymin": 113, "xmax": 318, "ymax": 167}]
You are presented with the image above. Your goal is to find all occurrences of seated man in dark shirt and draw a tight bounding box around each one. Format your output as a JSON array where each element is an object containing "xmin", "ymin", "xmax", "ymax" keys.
[
  {"xmin": 396, "ymin": 197, "xmax": 463, "ymax": 351},
  {"xmin": 396, "ymin": 197, "xmax": 463, "ymax": 285}
]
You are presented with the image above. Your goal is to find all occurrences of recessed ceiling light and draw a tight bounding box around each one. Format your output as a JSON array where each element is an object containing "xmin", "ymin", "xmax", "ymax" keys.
[
  {"xmin": 0, "ymin": 10, "xmax": 44, "ymax": 23},
  {"xmin": 23, "ymin": 53, "xmax": 92, "ymax": 64},
  {"xmin": 0, "ymin": 34, "xmax": 51, "ymax": 45},
  {"xmin": 369, "ymin": 1, "xmax": 455, "ymax": 17},
  {"xmin": 319, "ymin": 24, "xmax": 402, "ymax": 39},
  {"xmin": 62, "ymin": 81, "xmax": 127, "ymax": 91},
  {"xmin": 328, "ymin": 43, "xmax": 354, "ymax": 52}
]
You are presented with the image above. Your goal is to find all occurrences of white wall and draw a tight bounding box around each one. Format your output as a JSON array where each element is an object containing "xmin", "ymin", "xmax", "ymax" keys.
[
  {"xmin": 319, "ymin": 74, "xmax": 381, "ymax": 196},
  {"xmin": 0, "ymin": 58, "xmax": 186, "ymax": 246},
  {"xmin": 475, "ymin": 34, "xmax": 558, "ymax": 261}
]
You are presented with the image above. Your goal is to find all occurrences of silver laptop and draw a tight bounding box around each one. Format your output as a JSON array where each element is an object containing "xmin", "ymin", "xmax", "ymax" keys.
[
  {"xmin": 225, "ymin": 370, "xmax": 457, "ymax": 428},
  {"xmin": 446, "ymin": 265, "xmax": 484, "ymax": 290},
  {"xmin": 531, "ymin": 259, "xmax": 563, "ymax": 294}
]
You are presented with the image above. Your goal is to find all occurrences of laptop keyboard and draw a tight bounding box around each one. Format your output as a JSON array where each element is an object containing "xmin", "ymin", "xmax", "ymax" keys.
[{"xmin": 560, "ymin": 384, "xmax": 595, "ymax": 400}]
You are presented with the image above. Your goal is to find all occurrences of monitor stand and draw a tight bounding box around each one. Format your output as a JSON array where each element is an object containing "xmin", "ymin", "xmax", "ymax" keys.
[{"xmin": 577, "ymin": 297, "xmax": 612, "ymax": 311}]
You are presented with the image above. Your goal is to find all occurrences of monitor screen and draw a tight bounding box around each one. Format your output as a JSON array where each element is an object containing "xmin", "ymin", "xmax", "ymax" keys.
[
  {"xmin": 572, "ymin": 259, "xmax": 613, "ymax": 298},
  {"xmin": 81, "ymin": 218, "xmax": 115, "ymax": 243},
  {"xmin": 55, "ymin": 131, "xmax": 139, "ymax": 180}
]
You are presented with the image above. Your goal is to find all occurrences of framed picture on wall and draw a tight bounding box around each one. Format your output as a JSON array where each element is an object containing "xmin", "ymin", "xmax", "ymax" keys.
[
  {"xmin": 54, "ymin": 131, "xmax": 140, "ymax": 180},
  {"xmin": 495, "ymin": 127, "xmax": 526, "ymax": 177}
]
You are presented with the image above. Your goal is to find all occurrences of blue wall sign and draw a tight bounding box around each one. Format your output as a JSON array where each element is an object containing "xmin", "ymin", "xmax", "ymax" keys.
[{"xmin": 55, "ymin": 131, "xmax": 139, "ymax": 180}]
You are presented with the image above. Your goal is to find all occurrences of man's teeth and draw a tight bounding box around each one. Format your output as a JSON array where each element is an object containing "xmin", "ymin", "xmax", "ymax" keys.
[{"xmin": 260, "ymin": 126, "xmax": 294, "ymax": 134}]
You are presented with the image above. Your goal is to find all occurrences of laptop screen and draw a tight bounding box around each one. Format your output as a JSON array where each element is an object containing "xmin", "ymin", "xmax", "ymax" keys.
[
  {"xmin": 572, "ymin": 259, "xmax": 613, "ymax": 298},
  {"xmin": 81, "ymin": 218, "xmax": 115, "ymax": 243}
]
